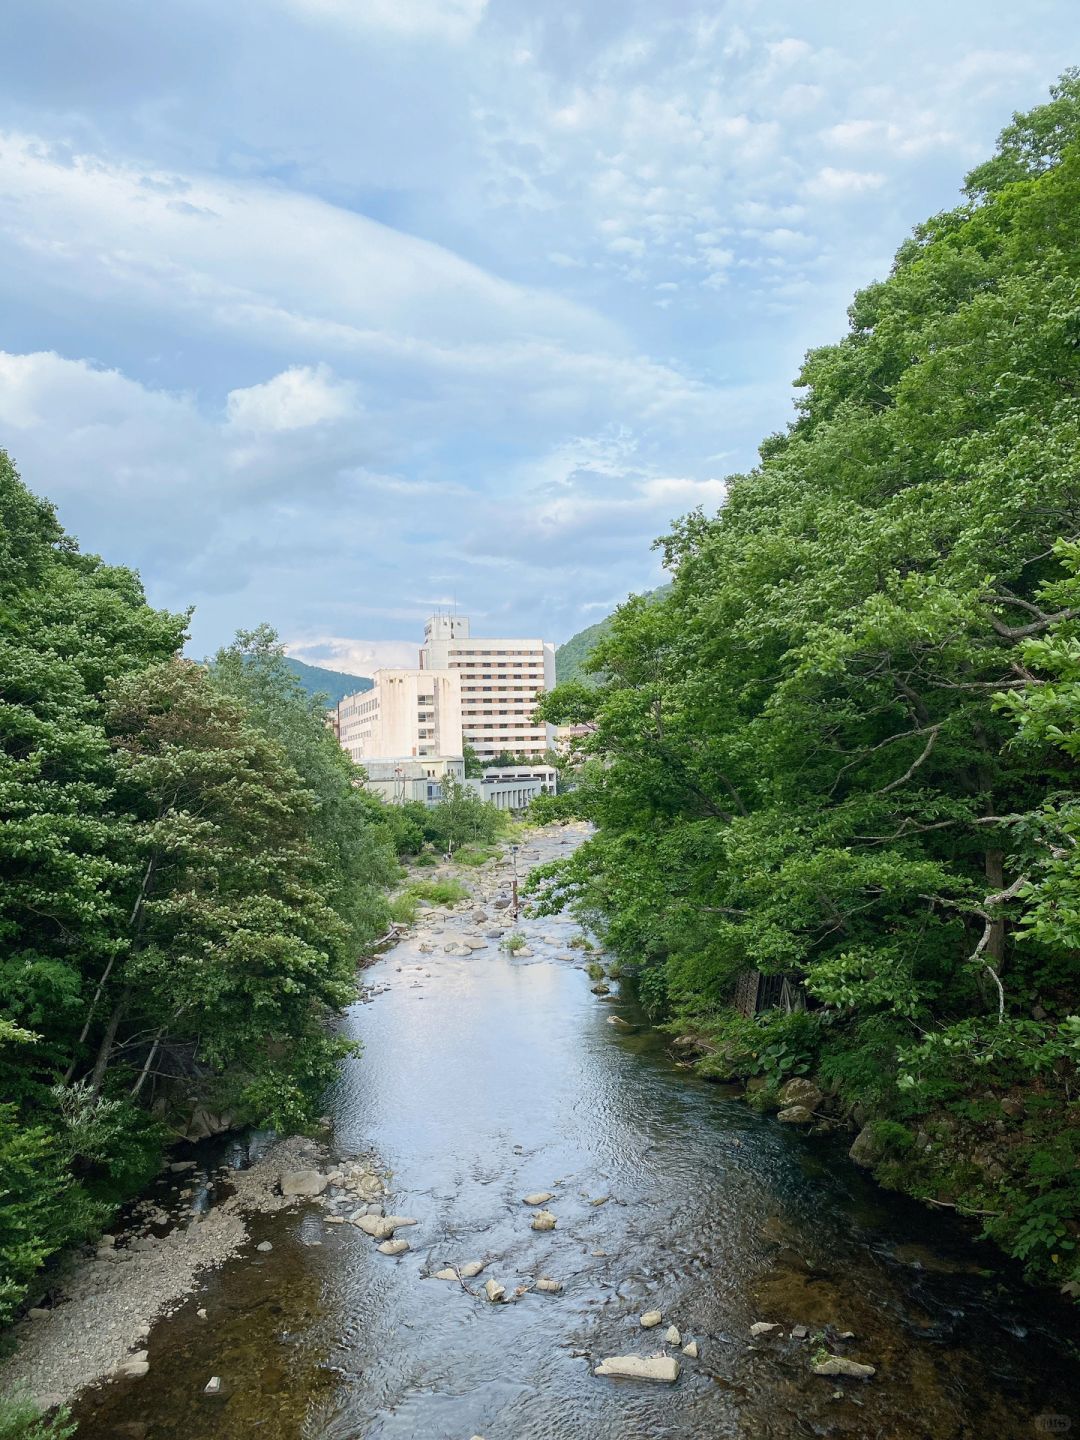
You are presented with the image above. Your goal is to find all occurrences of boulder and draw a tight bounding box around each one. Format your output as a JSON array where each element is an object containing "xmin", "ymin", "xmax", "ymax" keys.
[
  {"xmin": 777, "ymin": 1105, "xmax": 815, "ymax": 1124},
  {"xmin": 352, "ymin": 1215, "xmax": 396, "ymax": 1239},
  {"xmin": 778, "ymin": 1077, "xmax": 823, "ymax": 1109},
  {"xmin": 381, "ymin": 1215, "xmax": 418, "ymax": 1229},
  {"xmin": 750, "ymin": 1322, "xmax": 778, "ymax": 1337},
  {"xmin": 377, "ymin": 1238, "xmax": 410, "ymax": 1256},
  {"xmin": 434, "ymin": 1268, "xmax": 458, "ymax": 1281},
  {"xmin": 484, "ymin": 1278, "xmax": 505, "ymax": 1302},
  {"xmin": 640, "ymin": 1310, "xmax": 663, "ymax": 1328},
  {"xmin": 664, "ymin": 1325, "xmax": 681, "ymax": 1345},
  {"xmin": 848, "ymin": 1125, "xmax": 884, "ymax": 1169},
  {"xmin": 682, "ymin": 1340, "xmax": 699, "ymax": 1359},
  {"xmin": 115, "ymin": 1354, "xmax": 150, "ymax": 1380},
  {"xmin": 812, "ymin": 1355, "xmax": 876, "ymax": 1379},
  {"xmin": 522, "ymin": 1191, "xmax": 553, "ymax": 1206},
  {"xmin": 459, "ymin": 1260, "xmax": 485, "ymax": 1278},
  {"xmin": 531, "ymin": 1210, "xmax": 557, "ymax": 1231},
  {"xmin": 536, "ymin": 1277, "xmax": 563, "ymax": 1293},
  {"xmin": 255, "ymin": 1241, "xmax": 273, "ymax": 1253},
  {"xmin": 27, "ymin": 1307, "xmax": 50, "ymax": 1321},
  {"xmin": 279, "ymin": 1170, "xmax": 327, "ymax": 1198},
  {"xmin": 594, "ymin": 1355, "xmax": 679, "ymax": 1383}
]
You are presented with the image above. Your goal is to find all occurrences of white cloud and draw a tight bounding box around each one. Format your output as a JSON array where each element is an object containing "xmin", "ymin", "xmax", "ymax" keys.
[
  {"xmin": 226, "ymin": 365, "xmax": 356, "ymax": 432},
  {"xmin": 275, "ymin": 0, "xmax": 488, "ymax": 41},
  {"xmin": 285, "ymin": 636, "xmax": 419, "ymax": 673},
  {"xmin": 805, "ymin": 166, "xmax": 885, "ymax": 197}
]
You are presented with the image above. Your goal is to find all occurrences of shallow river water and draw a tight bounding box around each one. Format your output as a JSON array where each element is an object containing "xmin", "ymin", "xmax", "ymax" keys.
[{"xmin": 74, "ymin": 830, "xmax": 1080, "ymax": 1440}]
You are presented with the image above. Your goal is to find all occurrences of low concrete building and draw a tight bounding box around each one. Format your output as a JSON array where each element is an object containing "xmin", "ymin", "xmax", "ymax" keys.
[
  {"xmin": 469, "ymin": 767, "xmax": 554, "ymax": 811},
  {"xmin": 360, "ymin": 756, "xmax": 465, "ymax": 806},
  {"xmin": 482, "ymin": 764, "xmax": 558, "ymax": 794}
]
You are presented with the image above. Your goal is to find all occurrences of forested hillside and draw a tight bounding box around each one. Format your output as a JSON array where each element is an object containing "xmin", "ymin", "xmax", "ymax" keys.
[
  {"xmin": 533, "ymin": 74, "xmax": 1080, "ymax": 1295},
  {"xmin": 556, "ymin": 585, "xmax": 670, "ymax": 685},
  {"xmin": 0, "ymin": 456, "xmax": 398, "ymax": 1325},
  {"xmin": 282, "ymin": 657, "xmax": 372, "ymax": 708}
]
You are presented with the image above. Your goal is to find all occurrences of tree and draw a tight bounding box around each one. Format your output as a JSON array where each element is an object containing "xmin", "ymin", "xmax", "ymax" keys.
[{"xmin": 527, "ymin": 77, "xmax": 1080, "ymax": 1290}]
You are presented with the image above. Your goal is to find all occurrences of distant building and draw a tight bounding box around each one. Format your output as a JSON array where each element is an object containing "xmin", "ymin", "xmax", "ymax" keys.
[
  {"xmin": 360, "ymin": 755, "xmax": 465, "ymax": 806},
  {"xmin": 419, "ymin": 614, "xmax": 556, "ymax": 764},
  {"xmin": 337, "ymin": 668, "xmax": 462, "ymax": 765}
]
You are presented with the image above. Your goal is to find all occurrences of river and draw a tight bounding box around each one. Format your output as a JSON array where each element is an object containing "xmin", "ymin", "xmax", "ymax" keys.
[{"xmin": 73, "ymin": 826, "xmax": 1080, "ymax": 1440}]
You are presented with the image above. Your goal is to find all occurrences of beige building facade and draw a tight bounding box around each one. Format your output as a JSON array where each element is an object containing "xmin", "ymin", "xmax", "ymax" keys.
[
  {"xmin": 337, "ymin": 668, "xmax": 462, "ymax": 766},
  {"xmin": 419, "ymin": 614, "xmax": 556, "ymax": 764}
]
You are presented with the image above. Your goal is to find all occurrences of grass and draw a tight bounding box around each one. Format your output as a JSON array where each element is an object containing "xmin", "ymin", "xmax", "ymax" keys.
[
  {"xmin": 406, "ymin": 878, "xmax": 470, "ymax": 906},
  {"xmin": 389, "ymin": 893, "xmax": 419, "ymax": 926},
  {"xmin": 568, "ymin": 934, "xmax": 596, "ymax": 952},
  {"xmin": 585, "ymin": 961, "xmax": 605, "ymax": 982},
  {"xmin": 454, "ymin": 844, "xmax": 499, "ymax": 867},
  {"xmin": 412, "ymin": 851, "xmax": 439, "ymax": 868},
  {"xmin": 502, "ymin": 932, "xmax": 527, "ymax": 953}
]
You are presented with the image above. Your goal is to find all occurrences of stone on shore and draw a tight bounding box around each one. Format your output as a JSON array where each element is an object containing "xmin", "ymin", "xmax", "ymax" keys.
[
  {"xmin": 777, "ymin": 1105, "xmax": 815, "ymax": 1124},
  {"xmin": 640, "ymin": 1310, "xmax": 663, "ymax": 1328},
  {"xmin": 522, "ymin": 1191, "xmax": 553, "ymax": 1206},
  {"xmin": 594, "ymin": 1354, "xmax": 680, "ymax": 1383},
  {"xmin": 279, "ymin": 1170, "xmax": 327, "ymax": 1198},
  {"xmin": 778, "ymin": 1077, "xmax": 823, "ymax": 1109},
  {"xmin": 812, "ymin": 1355, "xmax": 875, "ymax": 1379},
  {"xmin": 750, "ymin": 1321, "xmax": 778, "ymax": 1337},
  {"xmin": 531, "ymin": 1210, "xmax": 557, "ymax": 1231},
  {"xmin": 377, "ymin": 1238, "xmax": 410, "ymax": 1256},
  {"xmin": 115, "ymin": 1353, "xmax": 149, "ymax": 1380}
]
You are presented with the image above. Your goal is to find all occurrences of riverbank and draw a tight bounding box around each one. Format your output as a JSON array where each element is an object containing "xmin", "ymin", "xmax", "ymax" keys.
[{"xmin": 1, "ymin": 822, "xmax": 585, "ymax": 1419}]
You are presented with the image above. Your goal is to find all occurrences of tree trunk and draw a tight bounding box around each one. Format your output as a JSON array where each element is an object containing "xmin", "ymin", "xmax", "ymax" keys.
[
  {"xmin": 89, "ymin": 992, "xmax": 129, "ymax": 1093},
  {"xmin": 985, "ymin": 848, "xmax": 1006, "ymax": 973}
]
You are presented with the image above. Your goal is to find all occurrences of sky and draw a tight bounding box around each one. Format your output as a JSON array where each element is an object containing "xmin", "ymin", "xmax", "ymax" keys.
[{"xmin": 0, "ymin": 2, "xmax": 1077, "ymax": 672}]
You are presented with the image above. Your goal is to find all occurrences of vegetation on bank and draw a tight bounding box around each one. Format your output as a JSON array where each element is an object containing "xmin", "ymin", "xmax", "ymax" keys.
[
  {"xmin": 0, "ymin": 456, "xmax": 404, "ymax": 1327},
  {"xmin": 529, "ymin": 75, "xmax": 1080, "ymax": 1296}
]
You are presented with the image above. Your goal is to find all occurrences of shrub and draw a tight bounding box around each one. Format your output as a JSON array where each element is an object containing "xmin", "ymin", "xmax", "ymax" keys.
[
  {"xmin": 407, "ymin": 878, "xmax": 469, "ymax": 906},
  {"xmin": 502, "ymin": 932, "xmax": 527, "ymax": 953},
  {"xmin": 389, "ymin": 893, "xmax": 419, "ymax": 926},
  {"xmin": 0, "ymin": 1394, "xmax": 76, "ymax": 1440}
]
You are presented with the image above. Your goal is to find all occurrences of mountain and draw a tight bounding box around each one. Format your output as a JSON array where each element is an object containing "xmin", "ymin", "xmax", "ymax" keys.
[
  {"xmin": 555, "ymin": 585, "xmax": 671, "ymax": 686},
  {"xmin": 284, "ymin": 656, "xmax": 372, "ymax": 708}
]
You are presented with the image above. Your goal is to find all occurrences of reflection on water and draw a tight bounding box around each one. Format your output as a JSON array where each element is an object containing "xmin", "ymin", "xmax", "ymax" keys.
[{"xmin": 74, "ymin": 834, "xmax": 1080, "ymax": 1440}]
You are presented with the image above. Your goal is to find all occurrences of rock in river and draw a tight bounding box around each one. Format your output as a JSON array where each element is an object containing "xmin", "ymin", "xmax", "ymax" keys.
[
  {"xmin": 377, "ymin": 1238, "xmax": 410, "ymax": 1256},
  {"xmin": 594, "ymin": 1355, "xmax": 680, "ymax": 1384},
  {"xmin": 536, "ymin": 1277, "xmax": 563, "ymax": 1293},
  {"xmin": 812, "ymin": 1355, "xmax": 876, "ymax": 1379},
  {"xmin": 484, "ymin": 1278, "xmax": 505, "ymax": 1303},
  {"xmin": 352, "ymin": 1214, "xmax": 396, "ymax": 1239},
  {"xmin": 522, "ymin": 1191, "xmax": 553, "ymax": 1206},
  {"xmin": 640, "ymin": 1310, "xmax": 663, "ymax": 1328},
  {"xmin": 682, "ymin": 1340, "xmax": 699, "ymax": 1359},
  {"xmin": 750, "ymin": 1321, "xmax": 778, "ymax": 1337},
  {"xmin": 279, "ymin": 1170, "xmax": 327, "ymax": 1198},
  {"xmin": 460, "ymin": 1260, "xmax": 485, "ymax": 1278},
  {"xmin": 664, "ymin": 1325, "xmax": 681, "ymax": 1345},
  {"xmin": 531, "ymin": 1210, "xmax": 557, "ymax": 1231}
]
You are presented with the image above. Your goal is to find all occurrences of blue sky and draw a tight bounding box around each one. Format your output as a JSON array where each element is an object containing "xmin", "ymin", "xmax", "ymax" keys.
[{"xmin": 0, "ymin": 1, "xmax": 1077, "ymax": 671}]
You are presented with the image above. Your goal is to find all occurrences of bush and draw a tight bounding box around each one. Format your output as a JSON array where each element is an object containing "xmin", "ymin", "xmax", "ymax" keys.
[
  {"xmin": 454, "ymin": 845, "xmax": 498, "ymax": 867},
  {"xmin": 0, "ymin": 1394, "xmax": 75, "ymax": 1440},
  {"xmin": 502, "ymin": 932, "xmax": 527, "ymax": 953},
  {"xmin": 407, "ymin": 878, "xmax": 469, "ymax": 906},
  {"xmin": 389, "ymin": 893, "xmax": 419, "ymax": 926}
]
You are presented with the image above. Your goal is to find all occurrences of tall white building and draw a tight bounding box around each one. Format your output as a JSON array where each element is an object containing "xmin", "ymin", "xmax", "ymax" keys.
[
  {"xmin": 419, "ymin": 614, "xmax": 556, "ymax": 764},
  {"xmin": 337, "ymin": 668, "xmax": 462, "ymax": 765}
]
